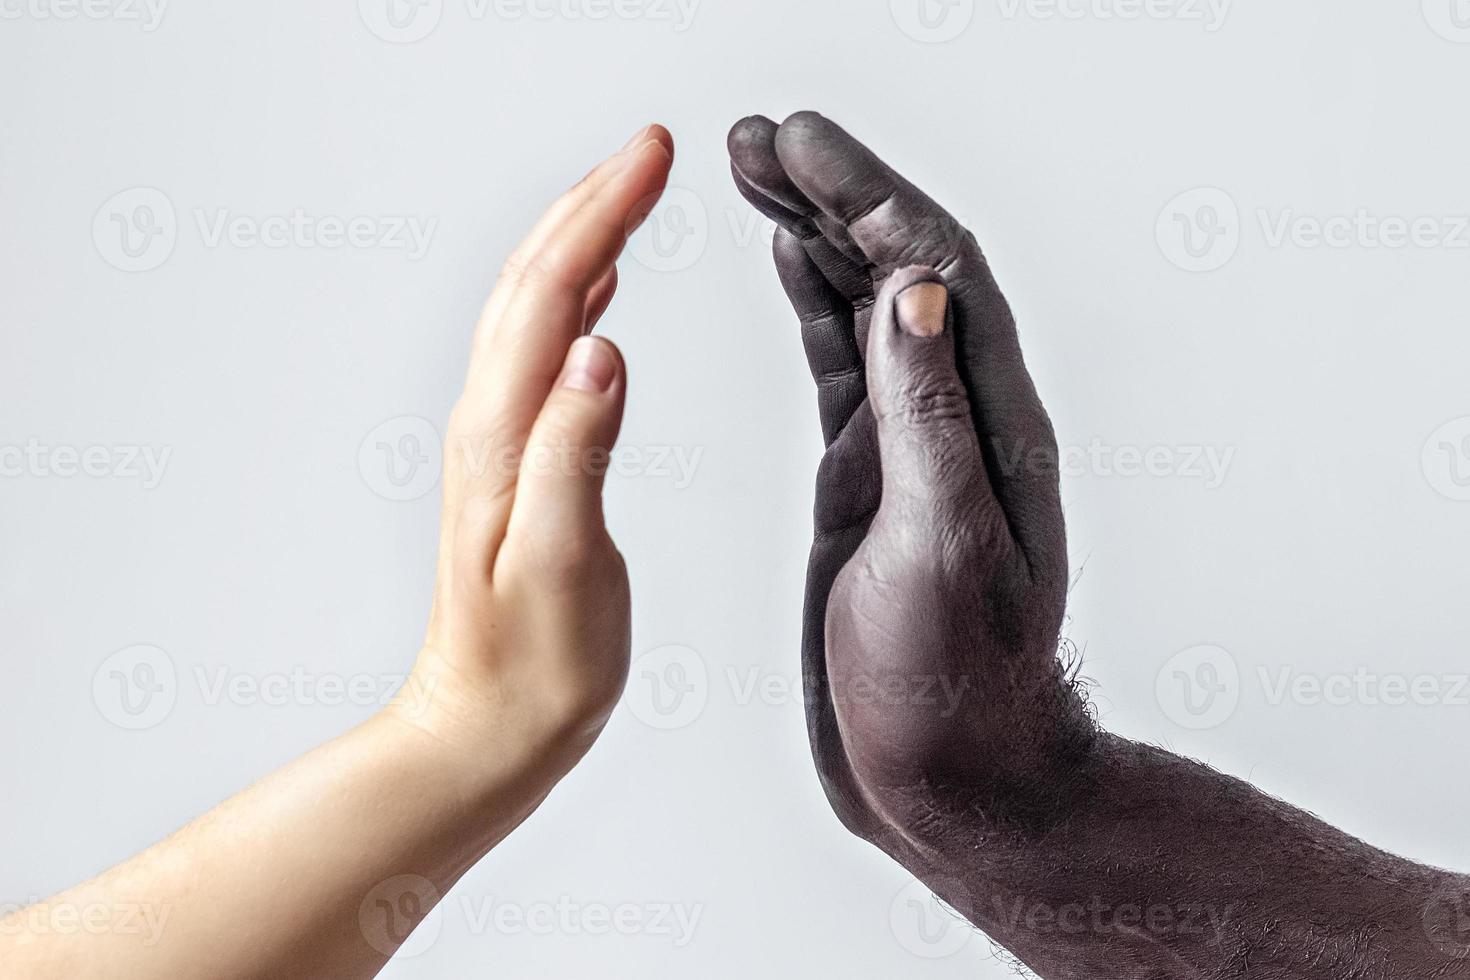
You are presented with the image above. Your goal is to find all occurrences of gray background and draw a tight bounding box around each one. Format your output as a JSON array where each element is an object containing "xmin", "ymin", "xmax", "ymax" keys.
[{"xmin": 3, "ymin": 0, "xmax": 1469, "ymax": 975}]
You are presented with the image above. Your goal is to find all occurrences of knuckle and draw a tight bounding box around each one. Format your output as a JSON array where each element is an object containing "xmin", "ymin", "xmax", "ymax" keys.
[{"xmin": 893, "ymin": 378, "xmax": 971, "ymax": 427}]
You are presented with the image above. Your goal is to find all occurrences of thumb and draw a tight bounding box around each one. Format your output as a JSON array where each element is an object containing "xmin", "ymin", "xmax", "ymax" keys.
[
  {"xmin": 504, "ymin": 336, "xmax": 627, "ymax": 556},
  {"xmin": 866, "ymin": 267, "xmax": 995, "ymax": 524}
]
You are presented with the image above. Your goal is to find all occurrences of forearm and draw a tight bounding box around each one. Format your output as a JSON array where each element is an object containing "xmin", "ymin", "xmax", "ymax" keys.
[
  {"xmin": 889, "ymin": 733, "xmax": 1470, "ymax": 980},
  {"xmin": 0, "ymin": 686, "xmax": 559, "ymax": 980}
]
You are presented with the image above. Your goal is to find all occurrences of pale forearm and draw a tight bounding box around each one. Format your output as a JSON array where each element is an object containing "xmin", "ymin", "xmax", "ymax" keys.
[
  {"xmin": 1, "ymin": 697, "xmax": 553, "ymax": 980},
  {"xmin": 2, "ymin": 128, "xmax": 669, "ymax": 980}
]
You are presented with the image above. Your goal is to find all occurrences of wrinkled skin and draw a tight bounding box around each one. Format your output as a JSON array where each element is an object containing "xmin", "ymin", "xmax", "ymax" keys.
[
  {"xmin": 730, "ymin": 111, "xmax": 1470, "ymax": 979},
  {"xmin": 728, "ymin": 111, "xmax": 1092, "ymax": 840}
]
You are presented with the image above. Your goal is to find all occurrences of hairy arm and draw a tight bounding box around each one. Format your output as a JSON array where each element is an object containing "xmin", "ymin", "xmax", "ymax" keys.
[
  {"xmin": 892, "ymin": 734, "xmax": 1468, "ymax": 978},
  {"xmin": 728, "ymin": 110, "xmax": 1470, "ymax": 979}
]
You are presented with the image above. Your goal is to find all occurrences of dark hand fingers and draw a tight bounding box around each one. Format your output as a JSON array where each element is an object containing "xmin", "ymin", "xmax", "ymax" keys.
[
  {"xmin": 774, "ymin": 228, "xmax": 867, "ymax": 445},
  {"xmin": 728, "ymin": 115, "xmax": 870, "ymax": 269},
  {"xmin": 732, "ymin": 165, "xmax": 874, "ymax": 305},
  {"xmin": 774, "ymin": 111, "xmax": 1063, "ymax": 584},
  {"xmin": 772, "ymin": 112, "xmax": 970, "ymax": 270},
  {"xmin": 813, "ymin": 401, "xmax": 879, "ymax": 539}
]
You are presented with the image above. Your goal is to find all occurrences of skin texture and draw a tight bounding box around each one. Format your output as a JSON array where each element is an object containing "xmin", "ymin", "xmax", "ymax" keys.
[
  {"xmin": 0, "ymin": 125, "xmax": 674, "ymax": 979},
  {"xmin": 729, "ymin": 110, "xmax": 1470, "ymax": 979}
]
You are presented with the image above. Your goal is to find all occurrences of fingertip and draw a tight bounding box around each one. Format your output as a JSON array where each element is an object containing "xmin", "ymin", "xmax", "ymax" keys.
[
  {"xmin": 631, "ymin": 136, "xmax": 673, "ymax": 172},
  {"xmin": 773, "ymin": 110, "xmax": 833, "ymax": 161},
  {"xmin": 622, "ymin": 123, "xmax": 675, "ymax": 159},
  {"xmin": 728, "ymin": 115, "xmax": 777, "ymax": 157},
  {"xmin": 645, "ymin": 123, "xmax": 674, "ymax": 157},
  {"xmin": 727, "ymin": 116, "xmax": 784, "ymax": 193},
  {"xmin": 779, "ymin": 109, "xmax": 829, "ymax": 133}
]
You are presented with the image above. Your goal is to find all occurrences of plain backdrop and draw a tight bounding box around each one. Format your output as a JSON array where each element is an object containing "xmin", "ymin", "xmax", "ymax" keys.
[{"xmin": 3, "ymin": 1, "xmax": 1469, "ymax": 976}]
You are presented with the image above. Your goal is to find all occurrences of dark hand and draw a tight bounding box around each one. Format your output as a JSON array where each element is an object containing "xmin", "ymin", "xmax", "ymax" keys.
[
  {"xmin": 727, "ymin": 112, "xmax": 1092, "ymax": 842},
  {"xmin": 730, "ymin": 112, "xmax": 1470, "ymax": 980}
]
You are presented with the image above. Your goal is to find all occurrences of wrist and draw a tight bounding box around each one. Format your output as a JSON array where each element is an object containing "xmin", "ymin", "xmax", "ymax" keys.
[
  {"xmin": 862, "ymin": 674, "xmax": 1103, "ymax": 845},
  {"xmin": 389, "ymin": 650, "xmax": 603, "ymax": 792}
]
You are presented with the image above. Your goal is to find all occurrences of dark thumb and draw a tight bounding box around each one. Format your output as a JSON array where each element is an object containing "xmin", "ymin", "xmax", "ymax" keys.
[{"xmin": 866, "ymin": 267, "xmax": 993, "ymax": 518}]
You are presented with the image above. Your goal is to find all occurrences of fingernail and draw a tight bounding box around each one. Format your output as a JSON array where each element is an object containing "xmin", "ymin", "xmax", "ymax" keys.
[
  {"xmin": 560, "ymin": 337, "xmax": 617, "ymax": 393},
  {"xmin": 896, "ymin": 282, "xmax": 948, "ymax": 338},
  {"xmin": 621, "ymin": 125, "xmax": 654, "ymax": 152}
]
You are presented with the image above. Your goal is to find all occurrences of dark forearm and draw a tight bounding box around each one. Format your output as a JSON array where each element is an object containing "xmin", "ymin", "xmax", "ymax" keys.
[{"xmin": 883, "ymin": 733, "xmax": 1469, "ymax": 980}]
